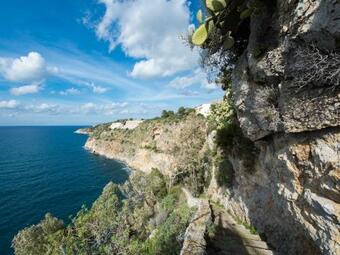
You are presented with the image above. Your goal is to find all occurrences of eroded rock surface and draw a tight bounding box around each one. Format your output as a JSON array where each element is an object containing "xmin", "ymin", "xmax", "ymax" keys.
[
  {"xmin": 232, "ymin": 0, "xmax": 340, "ymax": 141},
  {"xmin": 224, "ymin": 1, "xmax": 340, "ymax": 252},
  {"xmin": 209, "ymin": 129, "xmax": 340, "ymax": 255}
]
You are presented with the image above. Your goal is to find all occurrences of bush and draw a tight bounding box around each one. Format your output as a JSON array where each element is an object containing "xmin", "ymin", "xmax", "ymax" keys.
[
  {"xmin": 12, "ymin": 214, "xmax": 64, "ymax": 255},
  {"xmin": 13, "ymin": 170, "xmax": 195, "ymax": 255},
  {"xmin": 216, "ymin": 157, "xmax": 234, "ymax": 187},
  {"xmin": 147, "ymin": 168, "xmax": 167, "ymax": 199},
  {"xmin": 208, "ymin": 98, "xmax": 258, "ymax": 173},
  {"xmin": 143, "ymin": 202, "xmax": 193, "ymax": 255},
  {"xmin": 161, "ymin": 110, "xmax": 175, "ymax": 118}
]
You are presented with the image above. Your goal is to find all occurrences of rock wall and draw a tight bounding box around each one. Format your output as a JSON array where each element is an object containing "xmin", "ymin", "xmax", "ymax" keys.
[
  {"xmin": 85, "ymin": 137, "xmax": 176, "ymax": 175},
  {"xmin": 210, "ymin": 0, "xmax": 340, "ymax": 254},
  {"xmin": 233, "ymin": 0, "xmax": 339, "ymax": 141},
  {"xmin": 208, "ymin": 128, "xmax": 339, "ymax": 255}
]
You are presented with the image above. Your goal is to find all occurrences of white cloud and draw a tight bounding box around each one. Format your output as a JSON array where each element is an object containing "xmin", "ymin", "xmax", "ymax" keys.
[
  {"xmin": 0, "ymin": 52, "xmax": 46, "ymax": 82},
  {"xmin": 93, "ymin": 0, "xmax": 198, "ymax": 79},
  {"xmin": 96, "ymin": 0, "xmax": 120, "ymax": 51},
  {"xmin": 32, "ymin": 103, "xmax": 59, "ymax": 113},
  {"xmin": 80, "ymin": 101, "xmax": 129, "ymax": 115},
  {"xmin": 92, "ymin": 85, "xmax": 108, "ymax": 94},
  {"xmin": 179, "ymin": 90, "xmax": 200, "ymax": 97},
  {"xmin": 10, "ymin": 82, "xmax": 42, "ymax": 96},
  {"xmin": 59, "ymin": 87, "xmax": 81, "ymax": 96},
  {"xmin": 81, "ymin": 102, "xmax": 97, "ymax": 113},
  {"xmin": 0, "ymin": 100, "xmax": 19, "ymax": 109},
  {"xmin": 168, "ymin": 69, "xmax": 218, "ymax": 91}
]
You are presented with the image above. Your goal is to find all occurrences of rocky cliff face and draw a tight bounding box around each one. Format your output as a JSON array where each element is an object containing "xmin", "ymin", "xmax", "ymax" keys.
[
  {"xmin": 233, "ymin": 0, "xmax": 339, "ymax": 141},
  {"xmin": 85, "ymin": 113, "xmax": 209, "ymax": 179},
  {"xmin": 84, "ymin": 1, "xmax": 339, "ymax": 254},
  {"xmin": 214, "ymin": 0, "xmax": 340, "ymax": 254}
]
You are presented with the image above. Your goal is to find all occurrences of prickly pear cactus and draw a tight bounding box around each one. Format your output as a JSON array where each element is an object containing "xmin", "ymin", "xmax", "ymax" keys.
[
  {"xmin": 192, "ymin": 24, "xmax": 208, "ymax": 46},
  {"xmin": 206, "ymin": 0, "xmax": 227, "ymax": 12},
  {"xmin": 191, "ymin": 0, "xmax": 261, "ymax": 48}
]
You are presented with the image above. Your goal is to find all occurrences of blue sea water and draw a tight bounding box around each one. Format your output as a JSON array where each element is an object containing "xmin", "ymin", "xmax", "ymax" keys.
[{"xmin": 0, "ymin": 126, "xmax": 130, "ymax": 255}]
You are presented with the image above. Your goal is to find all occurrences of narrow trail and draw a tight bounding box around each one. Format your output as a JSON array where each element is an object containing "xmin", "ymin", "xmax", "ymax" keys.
[
  {"xmin": 206, "ymin": 205, "xmax": 275, "ymax": 255},
  {"xmin": 181, "ymin": 188, "xmax": 274, "ymax": 255}
]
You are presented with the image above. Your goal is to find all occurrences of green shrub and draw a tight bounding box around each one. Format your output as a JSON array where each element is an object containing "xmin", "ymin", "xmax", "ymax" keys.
[
  {"xmin": 143, "ymin": 202, "xmax": 193, "ymax": 255},
  {"xmin": 12, "ymin": 214, "xmax": 64, "ymax": 255},
  {"xmin": 148, "ymin": 168, "xmax": 168, "ymax": 199},
  {"xmin": 236, "ymin": 217, "xmax": 258, "ymax": 235},
  {"xmin": 208, "ymin": 98, "xmax": 258, "ymax": 174},
  {"xmin": 161, "ymin": 110, "xmax": 175, "ymax": 118},
  {"xmin": 216, "ymin": 157, "xmax": 234, "ymax": 187}
]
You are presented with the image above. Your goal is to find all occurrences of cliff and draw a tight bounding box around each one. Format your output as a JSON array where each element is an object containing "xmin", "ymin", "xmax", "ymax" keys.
[
  {"xmin": 83, "ymin": 1, "xmax": 340, "ymax": 254},
  {"xmin": 84, "ymin": 112, "xmax": 212, "ymax": 194},
  {"xmin": 84, "ymin": 108, "xmax": 339, "ymax": 255},
  {"xmin": 219, "ymin": 0, "xmax": 339, "ymax": 254}
]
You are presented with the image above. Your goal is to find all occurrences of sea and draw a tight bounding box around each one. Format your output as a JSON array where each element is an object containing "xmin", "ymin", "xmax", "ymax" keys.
[{"xmin": 0, "ymin": 126, "xmax": 130, "ymax": 255}]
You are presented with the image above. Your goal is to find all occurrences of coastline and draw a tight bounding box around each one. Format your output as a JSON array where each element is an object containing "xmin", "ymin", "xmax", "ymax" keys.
[
  {"xmin": 83, "ymin": 136, "xmax": 177, "ymax": 176},
  {"xmin": 83, "ymin": 142, "xmax": 134, "ymax": 173}
]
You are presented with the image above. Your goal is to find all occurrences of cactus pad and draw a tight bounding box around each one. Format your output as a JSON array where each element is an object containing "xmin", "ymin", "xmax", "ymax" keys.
[{"xmin": 192, "ymin": 24, "xmax": 208, "ymax": 46}]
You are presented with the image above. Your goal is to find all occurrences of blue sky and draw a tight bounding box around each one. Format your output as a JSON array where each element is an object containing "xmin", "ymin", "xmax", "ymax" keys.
[{"xmin": 0, "ymin": 0, "xmax": 222, "ymax": 126}]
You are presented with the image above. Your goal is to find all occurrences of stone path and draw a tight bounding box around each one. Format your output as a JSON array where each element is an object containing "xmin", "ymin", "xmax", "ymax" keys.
[
  {"xmin": 181, "ymin": 188, "xmax": 211, "ymax": 255},
  {"xmin": 180, "ymin": 189, "xmax": 274, "ymax": 255},
  {"xmin": 206, "ymin": 205, "xmax": 275, "ymax": 255}
]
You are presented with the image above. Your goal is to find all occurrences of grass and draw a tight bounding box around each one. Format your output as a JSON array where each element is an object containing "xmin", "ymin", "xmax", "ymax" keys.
[{"xmin": 236, "ymin": 217, "xmax": 258, "ymax": 235}]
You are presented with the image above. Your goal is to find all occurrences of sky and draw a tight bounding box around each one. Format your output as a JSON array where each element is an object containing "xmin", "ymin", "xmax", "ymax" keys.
[{"xmin": 0, "ymin": 0, "xmax": 223, "ymax": 126}]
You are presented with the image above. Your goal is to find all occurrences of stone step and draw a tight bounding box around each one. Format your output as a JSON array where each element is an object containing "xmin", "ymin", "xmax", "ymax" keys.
[
  {"xmin": 242, "ymin": 238, "xmax": 270, "ymax": 250},
  {"xmin": 207, "ymin": 205, "xmax": 275, "ymax": 255},
  {"xmin": 246, "ymin": 247, "xmax": 274, "ymax": 255}
]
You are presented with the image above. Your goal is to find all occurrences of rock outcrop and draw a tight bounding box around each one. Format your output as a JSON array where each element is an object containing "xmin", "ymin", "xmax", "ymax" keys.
[
  {"xmin": 233, "ymin": 0, "xmax": 339, "ymax": 141},
  {"xmin": 214, "ymin": 0, "xmax": 340, "ymax": 254},
  {"xmin": 208, "ymin": 128, "xmax": 339, "ymax": 255}
]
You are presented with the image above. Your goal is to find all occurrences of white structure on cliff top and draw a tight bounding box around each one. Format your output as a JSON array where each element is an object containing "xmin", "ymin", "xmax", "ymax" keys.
[
  {"xmin": 110, "ymin": 120, "xmax": 143, "ymax": 130},
  {"xmin": 195, "ymin": 104, "xmax": 212, "ymax": 117}
]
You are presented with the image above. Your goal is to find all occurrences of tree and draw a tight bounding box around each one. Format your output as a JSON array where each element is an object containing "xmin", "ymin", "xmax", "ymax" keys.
[{"xmin": 161, "ymin": 110, "xmax": 175, "ymax": 118}]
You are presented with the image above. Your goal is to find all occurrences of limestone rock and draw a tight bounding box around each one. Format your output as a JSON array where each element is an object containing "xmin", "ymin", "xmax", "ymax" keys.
[{"xmin": 232, "ymin": 0, "xmax": 340, "ymax": 141}]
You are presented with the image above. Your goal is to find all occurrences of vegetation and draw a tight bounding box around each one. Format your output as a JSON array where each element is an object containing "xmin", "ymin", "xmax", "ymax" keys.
[
  {"xmin": 12, "ymin": 214, "xmax": 64, "ymax": 255},
  {"xmin": 289, "ymin": 44, "xmax": 340, "ymax": 93},
  {"xmin": 208, "ymin": 97, "xmax": 258, "ymax": 176},
  {"xmin": 13, "ymin": 169, "xmax": 194, "ymax": 255},
  {"xmin": 188, "ymin": 0, "xmax": 257, "ymax": 87},
  {"xmin": 158, "ymin": 107, "xmax": 196, "ymax": 122},
  {"xmin": 192, "ymin": 0, "xmax": 256, "ymax": 48},
  {"xmin": 91, "ymin": 123, "xmax": 111, "ymax": 139},
  {"xmin": 236, "ymin": 217, "xmax": 258, "ymax": 235},
  {"xmin": 215, "ymin": 154, "xmax": 234, "ymax": 187},
  {"xmin": 90, "ymin": 108, "xmax": 211, "ymax": 197}
]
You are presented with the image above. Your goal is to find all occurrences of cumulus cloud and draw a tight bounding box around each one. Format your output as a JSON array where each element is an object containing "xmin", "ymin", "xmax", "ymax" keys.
[
  {"xmin": 0, "ymin": 100, "xmax": 19, "ymax": 109},
  {"xmin": 0, "ymin": 52, "xmax": 46, "ymax": 82},
  {"xmin": 168, "ymin": 69, "xmax": 218, "ymax": 91},
  {"xmin": 10, "ymin": 82, "xmax": 42, "ymax": 96},
  {"xmin": 91, "ymin": 0, "xmax": 198, "ymax": 79},
  {"xmin": 96, "ymin": 0, "xmax": 120, "ymax": 51}
]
